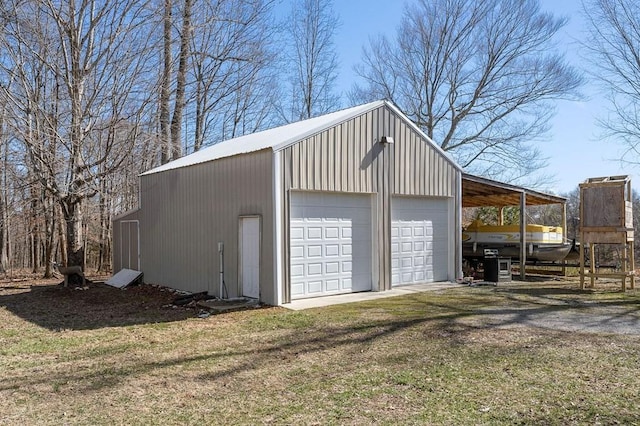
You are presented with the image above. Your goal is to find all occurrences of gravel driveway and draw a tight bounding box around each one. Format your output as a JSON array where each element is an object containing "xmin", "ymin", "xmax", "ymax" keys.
[{"xmin": 461, "ymin": 279, "xmax": 640, "ymax": 335}]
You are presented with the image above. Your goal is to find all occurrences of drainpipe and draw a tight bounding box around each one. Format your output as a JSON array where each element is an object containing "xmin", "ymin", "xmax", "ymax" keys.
[{"xmin": 218, "ymin": 242, "xmax": 225, "ymax": 299}]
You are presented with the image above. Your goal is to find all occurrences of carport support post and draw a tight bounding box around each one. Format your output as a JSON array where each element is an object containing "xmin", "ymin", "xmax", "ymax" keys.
[
  {"xmin": 562, "ymin": 203, "xmax": 567, "ymax": 276},
  {"xmin": 630, "ymin": 241, "xmax": 635, "ymax": 289},
  {"xmin": 520, "ymin": 192, "xmax": 527, "ymax": 280},
  {"xmin": 590, "ymin": 244, "xmax": 596, "ymax": 288},
  {"xmin": 580, "ymin": 197, "xmax": 586, "ymax": 289}
]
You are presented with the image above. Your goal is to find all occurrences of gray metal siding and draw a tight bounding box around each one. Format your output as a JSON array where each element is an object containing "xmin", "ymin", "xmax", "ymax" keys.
[
  {"xmin": 280, "ymin": 105, "xmax": 460, "ymax": 301},
  {"xmin": 283, "ymin": 106, "xmax": 457, "ymax": 195},
  {"xmin": 393, "ymin": 118, "xmax": 457, "ymax": 197},
  {"xmin": 112, "ymin": 209, "xmax": 140, "ymax": 273},
  {"xmin": 139, "ymin": 149, "xmax": 275, "ymax": 304}
]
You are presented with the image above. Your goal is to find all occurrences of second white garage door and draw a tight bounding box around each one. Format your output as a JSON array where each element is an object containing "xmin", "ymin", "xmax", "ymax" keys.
[
  {"xmin": 290, "ymin": 192, "xmax": 373, "ymax": 299},
  {"xmin": 391, "ymin": 197, "xmax": 450, "ymax": 285}
]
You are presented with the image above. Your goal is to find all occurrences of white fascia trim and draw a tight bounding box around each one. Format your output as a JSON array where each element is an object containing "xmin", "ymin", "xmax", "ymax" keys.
[
  {"xmin": 272, "ymin": 101, "xmax": 386, "ymax": 153},
  {"xmin": 113, "ymin": 207, "xmax": 141, "ymax": 221},
  {"xmin": 273, "ymin": 150, "xmax": 284, "ymax": 306},
  {"xmin": 382, "ymin": 101, "xmax": 463, "ymax": 173}
]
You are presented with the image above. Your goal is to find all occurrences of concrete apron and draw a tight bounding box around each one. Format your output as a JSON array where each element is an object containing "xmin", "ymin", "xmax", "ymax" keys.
[{"xmin": 283, "ymin": 282, "xmax": 463, "ymax": 311}]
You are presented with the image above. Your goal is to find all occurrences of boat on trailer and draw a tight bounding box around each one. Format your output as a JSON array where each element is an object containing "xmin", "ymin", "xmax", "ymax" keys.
[{"xmin": 462, "ymin": 220, "xmax": 576, "ymax": 262}]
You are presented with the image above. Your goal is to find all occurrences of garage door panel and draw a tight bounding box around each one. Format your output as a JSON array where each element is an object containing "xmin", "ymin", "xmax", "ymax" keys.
[
  {"xmin": 290, "ymin": 227, "xmax": 304, "ymax": 240},
  {"xmin": 392, "ymin": 197, "xmax": 450, "ymax": 286},
  {"xmin": 308, "ymin": 281, "xmax": 322, "ymax": 293},
  {"xmin": 307, "ymin": 245, "xmax": 322, "ymax": 257},
  {"xmin": 326, "ymin": 262, "xmax": 339, "ymax": 274},
  {"xmin": 326, "ymin": 279, "xmax": 340, "ymax": 291},
  {"xmin": 290, "ymin": 192, "xmax": 372, "ymax": 299},
  {"xmin": 326, "ymin": 245, "xmax": 340, "ymax": 256},
  {"xmin": 307, "ymin": 263, "xmax": 322, "ymax": 275}
]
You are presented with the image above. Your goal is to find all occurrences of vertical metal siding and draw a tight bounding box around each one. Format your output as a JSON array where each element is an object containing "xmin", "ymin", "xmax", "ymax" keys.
[
  {"xmin": 139, "ymin": 149, "xmax": 275, "ymax": 304},
  {"xmin": 280, "ymin": 104, "xmax": 461, "ymax": 301},
  {"xmin": 285, "ymin": 111, "xmax": 388, "ymax": 194},
  {"xmin": 392, "ymin": 116, "xmax": 457, "ymax": 197}
]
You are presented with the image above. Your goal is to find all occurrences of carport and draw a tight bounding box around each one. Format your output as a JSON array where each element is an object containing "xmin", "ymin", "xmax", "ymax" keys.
[{"xmin": 461, "ymin": 173, "xmax": 567, "ymax": 279}]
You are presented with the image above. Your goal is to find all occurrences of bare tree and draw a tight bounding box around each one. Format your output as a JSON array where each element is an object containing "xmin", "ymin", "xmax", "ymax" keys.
[
  {"xmin": 0, "ymin": 0, "xmax": 280, "ymax": 274},
  {"xmin": 352, "ymin": 0, "xmax": 582, "ymax": 181},
  {"xmin": 583, "ymin": 0, "xmax": 640, "ymax": 165},
  {"xmin": 219, "ymin": 64, "xmax": 279, "ymax": 140},
  {"xmin": 0, "ymin": 0, "xmax": 156, "ymax": 268},
  {"xmin": 188, "ymin": 0, "xmax": 278, "ymax": 152},
  {"xmin": 281, "ymin": 0, "xmax": 341, "ymax": 121}
]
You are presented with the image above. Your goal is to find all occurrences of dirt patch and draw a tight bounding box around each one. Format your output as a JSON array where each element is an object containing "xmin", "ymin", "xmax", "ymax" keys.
[{"xmin": 0, "ymin": 274, "xmax": 197, "ymax": 330}]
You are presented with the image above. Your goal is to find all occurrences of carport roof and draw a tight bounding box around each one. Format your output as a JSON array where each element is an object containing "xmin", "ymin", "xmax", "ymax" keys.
[{"xmin": 462, "ymin": 173, "xmax": 566, "ymax": 208}]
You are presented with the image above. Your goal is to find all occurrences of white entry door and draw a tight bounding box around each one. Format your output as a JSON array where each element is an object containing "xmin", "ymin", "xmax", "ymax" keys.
[
  {"xmin": 391, "ymin": 197, "xmax": 450, "ymax": 285},
  {"xmin": 239, "ymin": 216, "xmax": 260, "ymax": 299},
  {"xmin": 290, "ymin": 192, "xmax": 373, "ymax": 299}
]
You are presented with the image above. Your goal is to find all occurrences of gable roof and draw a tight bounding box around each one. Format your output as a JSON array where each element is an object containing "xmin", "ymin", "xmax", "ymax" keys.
[{"xmin": 142, "ymin": 100, "xmax": 461, "ymax": 176}]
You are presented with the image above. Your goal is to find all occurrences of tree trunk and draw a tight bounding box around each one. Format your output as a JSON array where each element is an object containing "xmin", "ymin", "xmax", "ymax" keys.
[
  {"xmin": 61, "ymin": 198, "xmax": 84, "ymax": 269},
  {"xmin": 0, "ymin": 111, "xmax": 7, "ymax": 274},
  {"xmin": 97, "ymin": 184, "xmax": 111, "ymax": 272},
  {"xmin": 30, "ymin": 197, "xmax": 39, "ymax": 273},
  {"xmin": 194, "ymin": 74, "xmax": 204, "ymax": 152},
  {"xmin": 42, "ymin": 193, "xmax": 56, "ymax": 278},
  {"xmin": 0, "ymin": 193, "xmax": 6, "ymax": 275},
  {"xmin": 56, "ymin": 200, "xmax": 68, "ymax": 267},
  {"xmin": 170, "ymin": 0, "xmax": 192, "ymax": 160},
  {"xmin": 160, "ymin": 0, "xmax": 172, "ymax": 164}
]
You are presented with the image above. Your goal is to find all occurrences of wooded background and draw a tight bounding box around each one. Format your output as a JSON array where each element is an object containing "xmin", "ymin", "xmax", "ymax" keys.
[{"xmin": 0, "ymin": 0, "xmax": 636, "ymax": 277}]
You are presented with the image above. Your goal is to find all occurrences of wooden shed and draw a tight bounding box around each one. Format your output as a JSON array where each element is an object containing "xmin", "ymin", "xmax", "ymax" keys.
[
  {"xmin": 112, "ymin": 100, "xmax": 464, "ymax": 306},
  {"xmin": 579, "ymin": 175, "xmax": 635, "ymax": 289}
]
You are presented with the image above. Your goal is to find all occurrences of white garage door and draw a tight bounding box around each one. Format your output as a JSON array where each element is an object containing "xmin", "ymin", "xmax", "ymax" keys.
[
  {"xmin": 391, "ymin": 197, "xmax": 450, "ymax": 285},
  {"xmin": 290, "ymin": 192, "xmax": 372, "ymax": 299}
]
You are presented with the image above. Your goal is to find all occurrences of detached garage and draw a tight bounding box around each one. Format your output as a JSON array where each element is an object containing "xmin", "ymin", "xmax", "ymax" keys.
[{"xmin": 113, "ymin": 100, "xmax": 463, "ymax": 306}]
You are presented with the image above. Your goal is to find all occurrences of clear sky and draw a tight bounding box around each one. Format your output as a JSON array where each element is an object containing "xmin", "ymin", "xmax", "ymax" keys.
[{"xmin": 317, "ymin": 0, "xmax": 638, "ymax": 196}]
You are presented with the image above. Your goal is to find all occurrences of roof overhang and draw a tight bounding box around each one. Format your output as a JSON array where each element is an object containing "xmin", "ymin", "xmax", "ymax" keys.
[{"xmin": 462, "ymin": 173, "xmax": 566, "ymax": 208}]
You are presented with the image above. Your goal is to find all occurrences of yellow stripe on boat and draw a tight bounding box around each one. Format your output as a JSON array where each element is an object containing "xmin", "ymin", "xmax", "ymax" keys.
[{"xmin": 463, "ymin": 220, "xmax": 564, "ymax": 244}]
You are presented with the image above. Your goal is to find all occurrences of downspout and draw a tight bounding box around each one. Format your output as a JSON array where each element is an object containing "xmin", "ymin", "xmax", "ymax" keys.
[{"xmin": 218, "ymin": 242, "xmax": 226, "ymax": 299}]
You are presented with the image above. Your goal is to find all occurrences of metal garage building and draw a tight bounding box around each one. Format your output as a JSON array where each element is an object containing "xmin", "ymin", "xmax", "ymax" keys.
[{"xmin": 113, "ymin": 100, "xmax": 463, "ymax": 306}]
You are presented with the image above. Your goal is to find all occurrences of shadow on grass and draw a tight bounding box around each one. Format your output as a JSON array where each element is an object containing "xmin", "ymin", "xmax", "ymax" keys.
[
  {"xmin": 2, "ymin": 278, "xmax": 640, "ymax": 400},
  {"xmin": 496, "ymin": 286, "xmax": 593, "ymax": 296},
  {"xmin": 1, "ymin": 285, "xmax": 640, "ymax": 402},
  {"xmin": 0, "ymin": 281, "xmax": 195, "ymax": 330},
  {"xmin": 0, "ymin": 312, "xmax": 476, "ymax": 394}
]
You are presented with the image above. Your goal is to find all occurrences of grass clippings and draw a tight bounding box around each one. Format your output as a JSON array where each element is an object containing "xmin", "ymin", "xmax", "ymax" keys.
[{"xmin": 1, "ymin": 275, "xmax": 639, "ymax": 425}]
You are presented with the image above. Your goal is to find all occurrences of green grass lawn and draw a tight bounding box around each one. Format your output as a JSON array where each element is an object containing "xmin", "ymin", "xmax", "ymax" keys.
[{"xmin": 1, "ymin": 278, "xmax": 639, "ymax": 425}]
